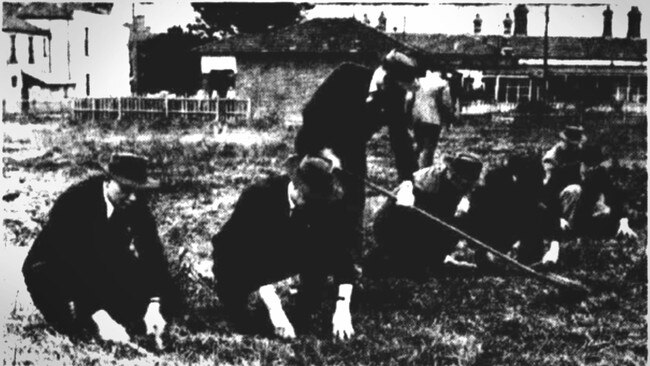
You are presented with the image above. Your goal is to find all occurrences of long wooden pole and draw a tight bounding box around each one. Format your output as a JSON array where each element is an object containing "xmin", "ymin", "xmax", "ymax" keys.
[{"xmin": 363, "ymin": 178, "xmax": 590, "ymax": 293}]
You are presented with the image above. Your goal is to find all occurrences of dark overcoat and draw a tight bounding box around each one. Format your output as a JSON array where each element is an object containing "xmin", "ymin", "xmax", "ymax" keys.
[
  {"xmin": 212, "ymin": 175, "xmax": 355, "ymax": 305},
  {"xmin": 22, "ymin": 175, "xmax": 174, "ymax": 327}
]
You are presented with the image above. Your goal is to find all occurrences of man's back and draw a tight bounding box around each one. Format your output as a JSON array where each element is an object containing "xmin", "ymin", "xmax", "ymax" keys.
[
  {"xmin": 296, "ymin": 63, "xmax": 375, "ymax": 157},
  {"xmin": 23, "ymin": 176, "xmax": 106, "ymax": 272},
  {"xmin": 213, "ymin": 175, "xmax": 354, "ymax": 293}
]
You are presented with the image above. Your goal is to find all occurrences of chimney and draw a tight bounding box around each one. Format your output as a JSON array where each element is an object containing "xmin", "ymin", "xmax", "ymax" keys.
[
  {"xmin": 134, "ymin": 15, "xmax": 145, "ymax": 31},
  {"xmin": 514, "ymin": 4, "xmax": 529, "ymax": 36},
  {"xmin": 503, "ymin": 13, "xmax": 513, "ymax": 35},
  {"xmin": 473, "ymin": 14, "xmax": 482, "ymax": 34},
  {"xmin": 627, "ymin": 6, "xmax": 641, "ymax": 39},
  {"xmin": 602, "ymin": 5, "xmax": 613, "ymax": 38},
  {"xmin": 377, "ymin": 11, "xmax": 387, "ymax": 32}
]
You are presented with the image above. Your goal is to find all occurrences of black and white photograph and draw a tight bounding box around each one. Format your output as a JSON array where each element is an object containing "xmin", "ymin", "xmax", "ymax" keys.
[{"xmin": 1, "ymin": 1, "xmax": 647, "ymax": 364}]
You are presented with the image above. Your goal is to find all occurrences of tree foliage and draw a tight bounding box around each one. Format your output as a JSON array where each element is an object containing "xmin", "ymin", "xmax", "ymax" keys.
[
  {"xmin": 135, "ymin": 28, "xmax": 205, "ymax": 95},
  {"xmin": 188, "ymin": 2, "xmax": 314, "ymax": 38}
]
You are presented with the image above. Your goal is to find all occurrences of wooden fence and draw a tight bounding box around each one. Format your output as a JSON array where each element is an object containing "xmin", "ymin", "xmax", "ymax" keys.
[{"xmin": 72, "ymin": 97, "xmax": 251, "ymax": 124}]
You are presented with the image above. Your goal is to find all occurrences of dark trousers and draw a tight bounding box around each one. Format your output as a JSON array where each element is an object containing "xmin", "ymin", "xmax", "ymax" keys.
[
  {"xmin": 413, "ymin": 122, "xmax": 442, "ymax": 169},
  {"xmin": 23, "ymin": 262, "xmax": 93, "ymax": 337},
  {"xmin": 371, "ymin": 201, "xmax": 458, "ymax": 278},
  {"xmin": 23, "ymin": 261, "xmax": 176, "ymax": 337},
  {"xmin": 338, "ymin": 152, "xmax": 367, "ymax": 262},
  {"xmin": 470, "ymin": 202, "xmax": 548, "ymax": 266}
]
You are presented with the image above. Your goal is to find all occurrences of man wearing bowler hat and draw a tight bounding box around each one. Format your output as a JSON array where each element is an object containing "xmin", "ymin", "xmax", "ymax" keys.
[
  {"xmin": 212, "ymin": 155, "xmax": 355, "ymax": 340},
  {"xmin": 295, "ymin": 49, "xmax": 425, "ymax": 275},
  {"xmin": 22, "ymin": 153, "xmax": 177, "ymax": 344},
  {"xmin": 370, "ymin": 152, "xmax": 483, "ymax": 277}
]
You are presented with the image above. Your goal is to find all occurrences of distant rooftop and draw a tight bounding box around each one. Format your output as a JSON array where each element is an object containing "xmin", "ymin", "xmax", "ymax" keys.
[
  {"xmin": 2, "ymin": 13, "xmax": 50, "ymax": 36},
  {"xmin": 394, "ymin": 33, "xmax": 647, "ymax": 61},
  {"xmin": 4, "ymin": 2, "xmax": 113, "ymax": 20},
  {"xmin": 195, "ymin": 17, "xmax": 412, "ymax": 56}
]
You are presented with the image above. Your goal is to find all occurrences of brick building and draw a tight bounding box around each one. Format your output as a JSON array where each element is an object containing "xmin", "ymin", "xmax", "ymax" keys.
[{"xmin": 195, "ymin": 18, "xmax": 411, "ymax": 124}]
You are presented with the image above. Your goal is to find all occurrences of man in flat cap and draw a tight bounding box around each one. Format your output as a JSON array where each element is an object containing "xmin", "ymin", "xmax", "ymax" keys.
[
  {"xmin": 22, "ymin": 153, "xmax": 177, "ymax": 344},
  {"xmin": 542, "ymin": 125, "xmax": 587, "ymax": 232},
  {"xmin": 370, "ymin": 152, "xmax": 483, "ymax": 277},
  {"xmin": 559, "ymin": 145, "xmax": 636, "ymax": 239},
  {"xmin": 295, "ymin": 49, "xmax": 425, "ymax": 277},
  {"xmin": 212, "ymin": 155, "xmax": 355, "ymax": 340}
]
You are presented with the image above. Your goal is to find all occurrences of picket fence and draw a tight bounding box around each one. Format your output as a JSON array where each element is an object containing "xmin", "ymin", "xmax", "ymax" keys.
[{"xmin": 72, "ymin": 97, "xmax": 251, "ymax": 123}]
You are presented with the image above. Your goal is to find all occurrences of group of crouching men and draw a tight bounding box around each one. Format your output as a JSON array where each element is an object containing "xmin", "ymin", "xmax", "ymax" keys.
[{"xmin": 22, "ymin": 49, "xmax": 637, "ymax": 345}]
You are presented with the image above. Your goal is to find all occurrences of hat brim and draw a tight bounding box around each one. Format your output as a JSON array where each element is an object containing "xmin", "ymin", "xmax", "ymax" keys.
[
  {"xmin": 111, "ymin": 174, "xmax": 160, "ymax": 189},
  {"xmin": 559, "ymin": 131, "xmax": 587, "ymax": 143},
  {"xmin": 101, "ymin": 165, "xmax": 160, "ymax": 190}
]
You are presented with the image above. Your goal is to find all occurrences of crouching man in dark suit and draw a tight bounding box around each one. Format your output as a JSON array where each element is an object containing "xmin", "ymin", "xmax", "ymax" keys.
[
  {"xmin": 212, "ymin": 155, "xmax": 355, "ymax": 340},
  {"xmin": 22, "ymin": 153, "xmax": 177, "ymax": 344}
]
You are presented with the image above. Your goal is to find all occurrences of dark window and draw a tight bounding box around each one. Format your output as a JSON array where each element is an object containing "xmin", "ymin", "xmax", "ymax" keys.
[
  {"xmin": 86, "ymin": 73, "xmax": 90, "ymax": 96},
  {"xmin": 11, "ymin": 76, "xmax": 18, "ymax": 88},
  {"xmin": 43, "ymin": 38, "xmax": 47, "ymax": 57},
  {"xmin": 28, "ymin": 36, "xmax": 34, "ymax": 64},
  {"xmin": 84, "ymin": 27, "xmax": 89, "ymax": 56},
  {"xmin": 9, "ymin": 35, "xmax": 17, "ymax": 64}
]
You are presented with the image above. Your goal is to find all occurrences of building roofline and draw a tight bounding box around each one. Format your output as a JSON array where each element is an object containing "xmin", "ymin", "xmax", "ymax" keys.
[
  {"xmin": 2, "ymin": 15, "xmax": 51, "ymax": 36},
  {"xmin": 194, "ymin": 17, "xmax": 418, "ymax": 56}
]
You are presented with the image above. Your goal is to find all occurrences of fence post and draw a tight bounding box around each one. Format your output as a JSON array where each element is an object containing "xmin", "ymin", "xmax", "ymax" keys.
[
  {"xmin": 164, "ymin": 96, "xmax": 169, "ymax": 118},
  {"xmin": 91, "ymin": 98, "xmax": 95, "ymax": 123},
  {"xmin": 246, "ymin": 98, "xmax": 251, "ymax": 124},
  {"xmin": 117, "ymin": 97, "xmax": 122, "ymax": 120},
  {"xmin": 215, "ymin": 97, "xmax": 219, "ymax": 122}
]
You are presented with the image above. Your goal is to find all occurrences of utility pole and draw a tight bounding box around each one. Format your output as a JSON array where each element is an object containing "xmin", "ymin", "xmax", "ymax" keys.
[
  {"xmin": 541, "ymin": 4, "xmax": 550, "ymax": 102},
  {"xmin": 131, "ymin": 2, "xmax": 138, "ymax": 95}
]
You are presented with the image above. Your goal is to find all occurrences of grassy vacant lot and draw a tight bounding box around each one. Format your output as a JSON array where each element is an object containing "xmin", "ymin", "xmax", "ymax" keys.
[{"xmin": 2, "ymin": 113, "xmax": 647, "ymax": 365}]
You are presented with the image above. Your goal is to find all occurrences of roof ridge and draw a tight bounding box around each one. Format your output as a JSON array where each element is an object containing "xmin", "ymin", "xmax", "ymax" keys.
[{"xmin": 398, "ymin": 32, "xmax": 647, "ymax": 42}]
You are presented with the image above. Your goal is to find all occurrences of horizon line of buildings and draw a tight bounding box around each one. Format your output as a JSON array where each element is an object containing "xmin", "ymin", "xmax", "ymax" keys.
[{"xmin": 2, "ymin": 2, "xmax": 647, "ymax": 118}]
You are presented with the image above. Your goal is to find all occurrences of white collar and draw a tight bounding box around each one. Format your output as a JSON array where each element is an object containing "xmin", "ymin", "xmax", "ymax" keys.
[
  {"xmin": 287, "ymin": 181, "xmax": 296, "ymax": 212},
  {"xmin": 367, "ymin": 67, "xmax": 386, "ymax": 96},
  {"xmin": 103, "ymin": 182, "xmax": 115, "ymax": 219}
]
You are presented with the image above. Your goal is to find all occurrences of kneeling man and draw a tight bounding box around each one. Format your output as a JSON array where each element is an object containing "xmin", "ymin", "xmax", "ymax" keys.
[
  {"xmin": 371, "ymin": 152, "xmax": 483, "ymax": 277},
  {"xmin": 212, "ymin": 155, "xmax": 355, "ymax": 340},
  {"xmin": 22, "ymin": 153, "xmax": 177, "ymax": 344},
  {"xmin": 559, "ymin": 145, "xmax": 636, "ymax": 239}
]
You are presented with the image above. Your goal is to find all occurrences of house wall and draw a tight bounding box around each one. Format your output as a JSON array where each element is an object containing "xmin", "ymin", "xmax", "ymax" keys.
[
  {"xmin": 1, "ymin": 31, "xmax": 49, "ymax": 113},
  {"xmin": 234, "ymin": 54, "xmax": 380, "ymax": 125},
  {"xmin": 27, "ymin": 19, "xmax": 70, "ymax": 81},
  {"xmin": 22, "ymin": 8, "xmax": 131, "ymax": 99},
  {"xmin": 68, "ymin": 9, "xmax": 130, "ymax": 97}
]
